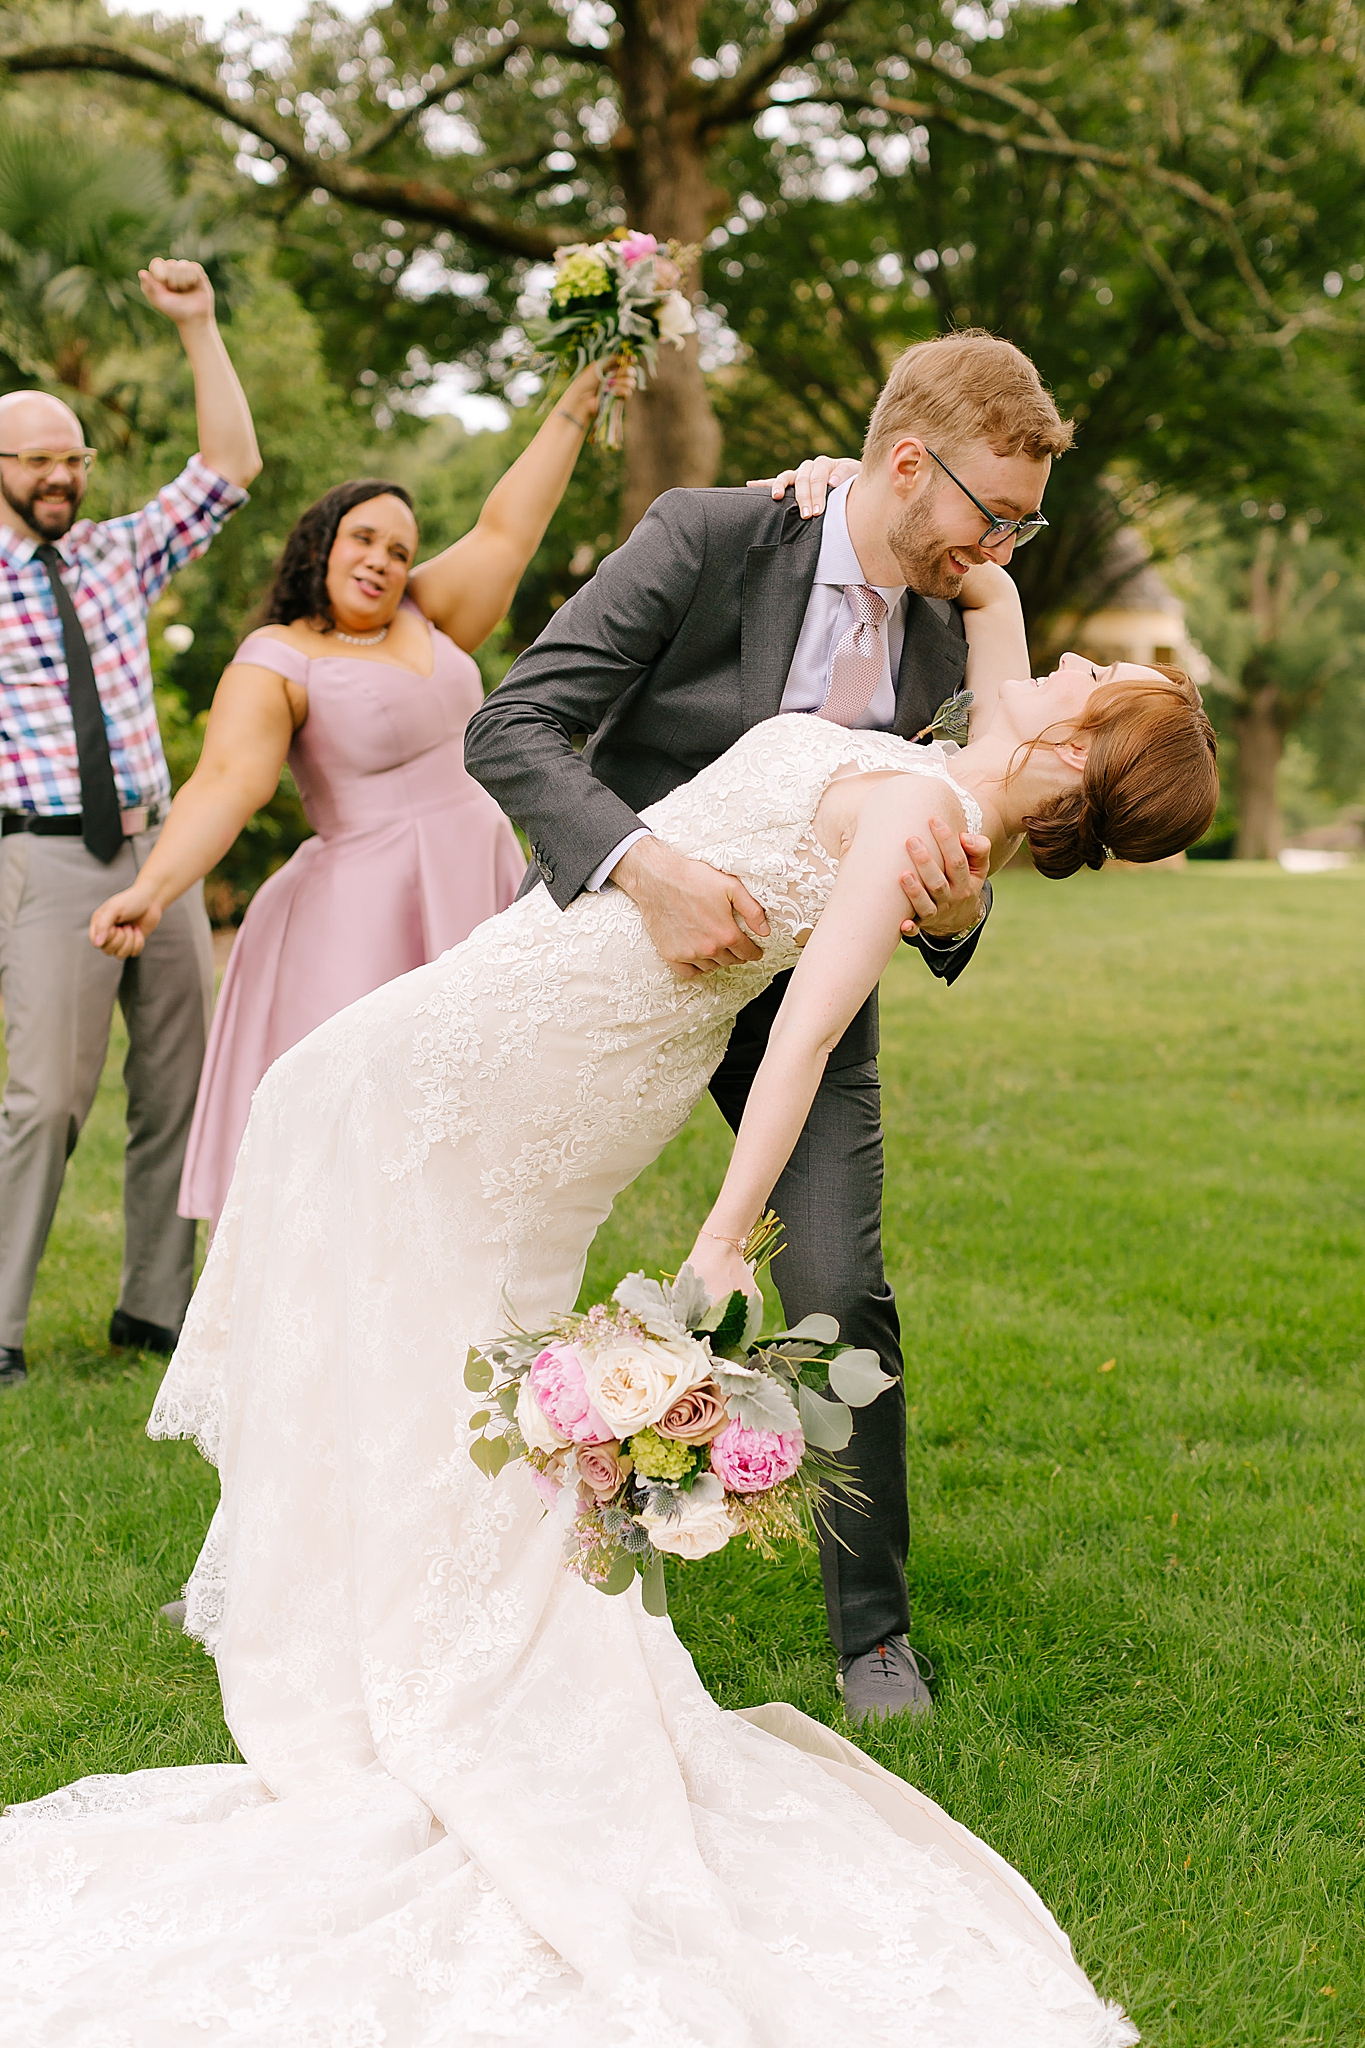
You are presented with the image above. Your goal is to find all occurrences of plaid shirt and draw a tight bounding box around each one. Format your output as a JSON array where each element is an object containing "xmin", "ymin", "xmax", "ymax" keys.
[{"xmin": 0, "ymin": 454, "xmax": 248, "ymax": 815}]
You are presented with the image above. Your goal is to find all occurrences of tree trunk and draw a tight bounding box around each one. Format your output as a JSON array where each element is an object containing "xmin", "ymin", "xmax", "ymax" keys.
[
  {"xmin": 1233, "ymin": 684, "xmax": 1284, "ymax": 860},
  {"xmin": 614, "ymin": 0, "xmax": 723, "ymax": 534}
]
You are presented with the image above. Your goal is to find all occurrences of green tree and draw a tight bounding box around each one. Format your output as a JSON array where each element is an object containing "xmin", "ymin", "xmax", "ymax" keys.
[
  {"xmin": 7, "ymin": 0, "xmax": 1363, "ymax": 544},
  {"xmin": 1178, "ymin": 518, "xmax": 1365, "ymax": 857}
]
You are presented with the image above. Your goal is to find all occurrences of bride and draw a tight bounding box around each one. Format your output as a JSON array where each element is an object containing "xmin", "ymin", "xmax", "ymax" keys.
[{"xmin": 0, "ymin": 628, "xmax": 1217, "ymax": 2045}]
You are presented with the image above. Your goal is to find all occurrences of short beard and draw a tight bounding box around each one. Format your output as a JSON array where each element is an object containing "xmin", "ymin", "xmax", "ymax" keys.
[
  {"xmin": 2, "ymin": 475, "xmax": 81, "ymax": 541},
  {"xmin": 886, "ymin": 491, "xmax": 974, "ymax": 600}
]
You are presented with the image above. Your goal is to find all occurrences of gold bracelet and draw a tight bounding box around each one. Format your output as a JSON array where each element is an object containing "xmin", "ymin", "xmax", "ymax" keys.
[
  {"xmin": 555, "ymin": 408, "xmax": 589, "ymax": 432},
  {"xmin": 699, "ymin": 1228, "xmax": 747, "ymax": 1252}
]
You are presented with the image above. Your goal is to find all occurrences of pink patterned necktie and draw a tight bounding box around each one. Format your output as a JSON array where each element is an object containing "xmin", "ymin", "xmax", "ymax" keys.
[{"xmin": 819, "ymin": 583, "xmax": 889, "ymax": 726}]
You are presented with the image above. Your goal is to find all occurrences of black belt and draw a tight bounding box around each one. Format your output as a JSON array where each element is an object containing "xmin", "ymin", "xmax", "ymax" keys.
[
  {"xmin": 2, "ymin": 813, "xmax": 84, "ymax": 837},
  {"xmin": 2, "ymin": 803, "xmax": 162, "ymax": 839}
]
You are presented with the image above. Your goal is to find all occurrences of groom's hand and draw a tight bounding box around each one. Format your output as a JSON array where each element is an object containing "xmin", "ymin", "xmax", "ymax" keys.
[
  {"xmin": 611, "ymin": 839, "xmax": 770, "ymax": 978},
  {"xmin": 899, "ymin": 820, "xmax": 991, "ymax": 939}
]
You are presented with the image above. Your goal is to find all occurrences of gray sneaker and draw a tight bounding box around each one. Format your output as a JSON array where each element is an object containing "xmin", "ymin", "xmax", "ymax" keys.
[{"xmin": 837, "ymin": 1636, "xmax": 934, "ymax": 1724}]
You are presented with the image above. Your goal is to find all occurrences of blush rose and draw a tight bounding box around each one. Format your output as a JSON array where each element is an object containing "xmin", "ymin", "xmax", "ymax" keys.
[{"xmin": 655, "ymin": 1379, "xmax": 728, "ymax": 1445}]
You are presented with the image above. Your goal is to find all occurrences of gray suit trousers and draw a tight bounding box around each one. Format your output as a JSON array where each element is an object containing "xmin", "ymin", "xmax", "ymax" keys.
[
  {"xmin": 708, "ymin": 977, "xmax": 909, "ymax": 1661},
  {"xmin": 0, "ymin": 828, "xmax": 214, "ymax": 1348}
]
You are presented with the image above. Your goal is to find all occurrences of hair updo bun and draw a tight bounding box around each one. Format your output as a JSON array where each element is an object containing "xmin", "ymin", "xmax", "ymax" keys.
[{"xmin": 1023, "ymin": 664, "xmax": 1219, "ymax": 879}]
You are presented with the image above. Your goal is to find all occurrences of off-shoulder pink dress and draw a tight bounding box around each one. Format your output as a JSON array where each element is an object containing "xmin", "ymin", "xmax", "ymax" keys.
[{"xmin": 178, "ymin": 604, "xmax": 525, "ymax": 1222}]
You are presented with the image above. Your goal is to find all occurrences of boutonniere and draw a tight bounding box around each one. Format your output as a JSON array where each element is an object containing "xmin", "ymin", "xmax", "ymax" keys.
[{"xmin": 913, "ymin": 689, "xmax": 973, "ymax": 747}]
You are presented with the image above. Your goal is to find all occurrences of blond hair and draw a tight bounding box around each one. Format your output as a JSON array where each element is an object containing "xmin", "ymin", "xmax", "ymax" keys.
[{"xmin": 863, "ymin": 330, "xmax": 1074, "ymax": 469}]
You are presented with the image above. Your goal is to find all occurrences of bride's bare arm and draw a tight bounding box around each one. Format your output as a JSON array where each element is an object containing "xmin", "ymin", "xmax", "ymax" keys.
[
  {"xmin": 687, "ymin": 776, "xmax": 969, "ymax": 1297},
  {"xmin": 957, "ymin": 561, "xmax": 1029, "ymax": 728}
]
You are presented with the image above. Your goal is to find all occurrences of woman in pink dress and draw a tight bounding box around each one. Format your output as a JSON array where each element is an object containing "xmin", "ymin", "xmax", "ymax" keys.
[{"xmin": 89, "ymin": 365, "xmax": 614, "ymax": 1225}]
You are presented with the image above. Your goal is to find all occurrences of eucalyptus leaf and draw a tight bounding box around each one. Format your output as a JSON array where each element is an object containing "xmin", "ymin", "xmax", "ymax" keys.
[
  {"xmin": 469, "ymin": 1436, "xmax": 499, "ymax": 1477},
  {"xmin": 468, "ymin": 1409, "xmax": 491, "ymax": 1431},
  {"xmin": 640, "ymin": 1553, "xmax": 668, "ymax": 1616},
  {"xmin": 797, "ymin": 1382, "xmax": 854, "ymax": 1452},
  {"xmin": 827, "ymin": 1349, "xmax": 896, "ymax": 1408},
  {"xmin": 463, "ymin": 1348, "xmax": 494, "ymax": 1393},
  {"xmin": 484, "ymin": 1436, "xmax": 511, "ymax": 1478},
  {"xmin": 597, "ymin": 1550, "xmax": 637, "ymax": 1596},
  {"xmin": 494, "ymin": 1384, "xmax": 521, "ymax": 1419},
  {"xmin": 774, "ymin": 1313, "xmax": 840, "ymax": 1345},
  {"xmin": 712, "ymin": 1364, "xmax": 800, "ymax": 1436}
]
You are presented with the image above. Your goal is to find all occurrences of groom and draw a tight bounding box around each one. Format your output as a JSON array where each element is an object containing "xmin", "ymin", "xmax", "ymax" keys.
[{"xmin": 466, "ymin": 330, "xmax": 1072, "ymax": 1722}]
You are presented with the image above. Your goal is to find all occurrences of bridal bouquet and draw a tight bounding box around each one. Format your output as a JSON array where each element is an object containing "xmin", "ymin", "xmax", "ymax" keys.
[
  {"xmin": 524, "ymin": 228, "xmax": 698, "ymax": 450},
  {"xmin": 465, "ymin": 1217, "xmax": 892, "ymax": 1614}
]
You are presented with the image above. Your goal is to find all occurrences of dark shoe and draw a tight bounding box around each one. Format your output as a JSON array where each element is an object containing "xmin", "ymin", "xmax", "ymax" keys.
[
  {"xmin": 158, "ymin": 1599, "xmax": 187, "ymax": 1631},
  {"xmin": 109, "ymin": 1309, "xmax": 178, "ymax": 1356},
  {"xmin": 838, "ymin": 1636, "xmax": 934, "ymax": 1724},
  {"xmin": 0, "ymin": 1346, "xmax": 27, "ymax": 1389}
]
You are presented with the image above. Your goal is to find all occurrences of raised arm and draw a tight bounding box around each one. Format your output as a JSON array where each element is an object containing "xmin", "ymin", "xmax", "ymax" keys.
[
  {"xmin": 89, "ymin": 662, "xmax": 296, "ymax": 960},
  {"xmin": 686, "ymin": 774, "xmax": 969, "ymax": 1298},
  {"xmin": 139, "ymin": 259, "xmax": 261, "ymax": 488},
  {"xmin": 407, "ymin": 363, "xmax": 618, "ymax": 653},
  {"xmin": 957, "ymin": 560, "xmax": 1029, "ymax": 725}
]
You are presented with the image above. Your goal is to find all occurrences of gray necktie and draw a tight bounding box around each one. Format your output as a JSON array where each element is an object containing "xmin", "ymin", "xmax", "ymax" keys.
[{"xmin": 36, "ymin": 544, "xmax": 122, "ymax": 863}]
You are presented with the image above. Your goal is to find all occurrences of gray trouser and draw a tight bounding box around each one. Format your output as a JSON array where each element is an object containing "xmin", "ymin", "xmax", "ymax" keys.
[
  {"xmin": 0, "ymin": 828, "xmax": 214, "ymax": 1348},
  {"xmin": 711, "ymin": 978, "xmax": 910, "ymax": 1663}
]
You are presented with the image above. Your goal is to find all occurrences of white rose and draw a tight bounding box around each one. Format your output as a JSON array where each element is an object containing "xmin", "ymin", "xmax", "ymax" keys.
[
  {"xmin": 516, "ymin": 1378, "xmax": 569, "ymax": 1454},
  {"xmin": 584, "ymin": 1336, "xmax": 709, "ymax": 1436},
  {"xmin": 640, "ymin": 1474, "xmax": 737, "ymax": 1560},
  {"xmin": 656, "ymin": 290, "xmax": 697, "ymax": 347}
]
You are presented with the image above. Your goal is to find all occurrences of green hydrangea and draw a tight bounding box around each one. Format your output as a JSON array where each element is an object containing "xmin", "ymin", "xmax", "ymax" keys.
[
  {"xmin": 550, "ymin": 249, "xmax": 613, "ymax": 304},
  {"xmin": 629, "ymin": 1428, "xmax": 695, "ymax": 1482}
]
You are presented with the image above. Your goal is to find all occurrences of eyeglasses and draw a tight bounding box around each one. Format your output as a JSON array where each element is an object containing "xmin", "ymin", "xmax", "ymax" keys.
[
  {"xmin": 0, "ymin": 449, "xmax": 98, "ymax": 476},
  {"xmin": 925, "ymin": 447, "xmax": 1047, "ymax": 550}
]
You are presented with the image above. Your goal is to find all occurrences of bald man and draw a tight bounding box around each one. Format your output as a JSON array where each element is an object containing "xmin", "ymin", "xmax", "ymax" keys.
[{"xmin": 0, "ymin": 259, "xmax": 260, "ymax": 1386}]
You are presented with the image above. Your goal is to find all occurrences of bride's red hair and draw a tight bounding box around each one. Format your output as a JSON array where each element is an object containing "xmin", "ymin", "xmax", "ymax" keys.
[{"xmin": 1023, "ymin": 664, "xmax": 1219, "ymax": 878}]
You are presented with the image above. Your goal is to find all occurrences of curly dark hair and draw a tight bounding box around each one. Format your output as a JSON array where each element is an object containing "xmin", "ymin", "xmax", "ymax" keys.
[{"xmin": 256, "ymin": 479, "xmax": 416, "ymax": 631}]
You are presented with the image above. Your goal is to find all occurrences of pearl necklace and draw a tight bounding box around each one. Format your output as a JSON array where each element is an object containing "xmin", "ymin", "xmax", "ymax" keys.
[{"xmin": 333, "ymin": 624, "xmax": 389, "ymax": 646}]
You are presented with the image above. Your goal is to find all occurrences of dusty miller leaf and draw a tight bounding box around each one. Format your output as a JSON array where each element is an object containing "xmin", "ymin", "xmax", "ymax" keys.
[
  {"xmin": 613, "ymin": 1271, "xmax": 669, "ymax": 1320},
  {"xmin": 668, "ymin": 1263, "xmax": 710, "ymax": 1330},
  {"xmin": 712, "ymin": 1363, "xmax": 800, "ymax": 1436}
]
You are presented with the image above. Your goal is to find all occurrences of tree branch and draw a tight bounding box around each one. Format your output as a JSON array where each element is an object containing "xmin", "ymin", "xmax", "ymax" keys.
[
  {"xmin": 0, "ymin": 36, "xmax": 570, "ymax": 259},
  {"xmin": 351, "ymin": 29, "xmax": 618, "ymax": 163},
  {"xmin": 699, "ymin": 0, "xmax": 861, "ymax": 131}
]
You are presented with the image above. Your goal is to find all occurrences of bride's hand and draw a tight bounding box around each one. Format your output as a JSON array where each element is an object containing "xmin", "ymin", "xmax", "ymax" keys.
[
  {"xmin": 686, "ymin": 1231, "xmax": 759, "ymax": 1306},
  {"xmin": 564, "ymin": 359, "xmax": 638, "ymax": 419},
  {"xmin": 746, "ymin": 456, "xmax": 861, "ymax": 519}
]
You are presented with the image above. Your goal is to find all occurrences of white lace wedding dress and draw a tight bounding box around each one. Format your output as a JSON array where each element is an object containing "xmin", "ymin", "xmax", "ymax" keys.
[{"xmin": 0, "ymin": 717, "xmax": 1136, "ymax": 2047}]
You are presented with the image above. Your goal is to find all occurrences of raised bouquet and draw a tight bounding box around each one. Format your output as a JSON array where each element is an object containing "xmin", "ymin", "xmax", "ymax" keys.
[
  {"xmin": 465, "ymin": 1217, "xmax": 893, "ymax": 1614},
  {"xmin": 524, "ymin": 228, "xmax": 699, "ymax": 450}
]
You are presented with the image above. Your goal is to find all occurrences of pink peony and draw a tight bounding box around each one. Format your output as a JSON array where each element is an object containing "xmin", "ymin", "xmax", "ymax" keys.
[
  {"xmin": 710, "ymin": 1419, "xmax": 804, "ymax": 1494},
  {"xmin": 618, "ymin": 230, "xmax": 659, "ymax": 265},
  {"xmin": 529, "ymin": 1343, "xmax": 614, "ymax": 1445},
  {"xmin": 529, "ymin": 1464, "xmax": 564, "ymax": 1513}
]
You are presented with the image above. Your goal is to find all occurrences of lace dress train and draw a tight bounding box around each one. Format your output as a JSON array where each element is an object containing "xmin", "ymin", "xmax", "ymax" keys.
[{"xmin": 0, "ymin": 718, "xmax": 1138, "ymax": 2046}]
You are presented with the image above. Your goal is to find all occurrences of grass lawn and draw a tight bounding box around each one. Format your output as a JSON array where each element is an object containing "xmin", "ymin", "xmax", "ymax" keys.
[{"xmin": 2, "ymin": 861, "xmax": 1363, "ymax": 2045}]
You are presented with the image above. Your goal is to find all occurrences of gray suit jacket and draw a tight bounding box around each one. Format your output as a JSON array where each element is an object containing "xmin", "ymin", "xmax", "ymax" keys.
[{"xmin": 465, "ymin": 486, "xmax": 984, "ymax": 996}]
